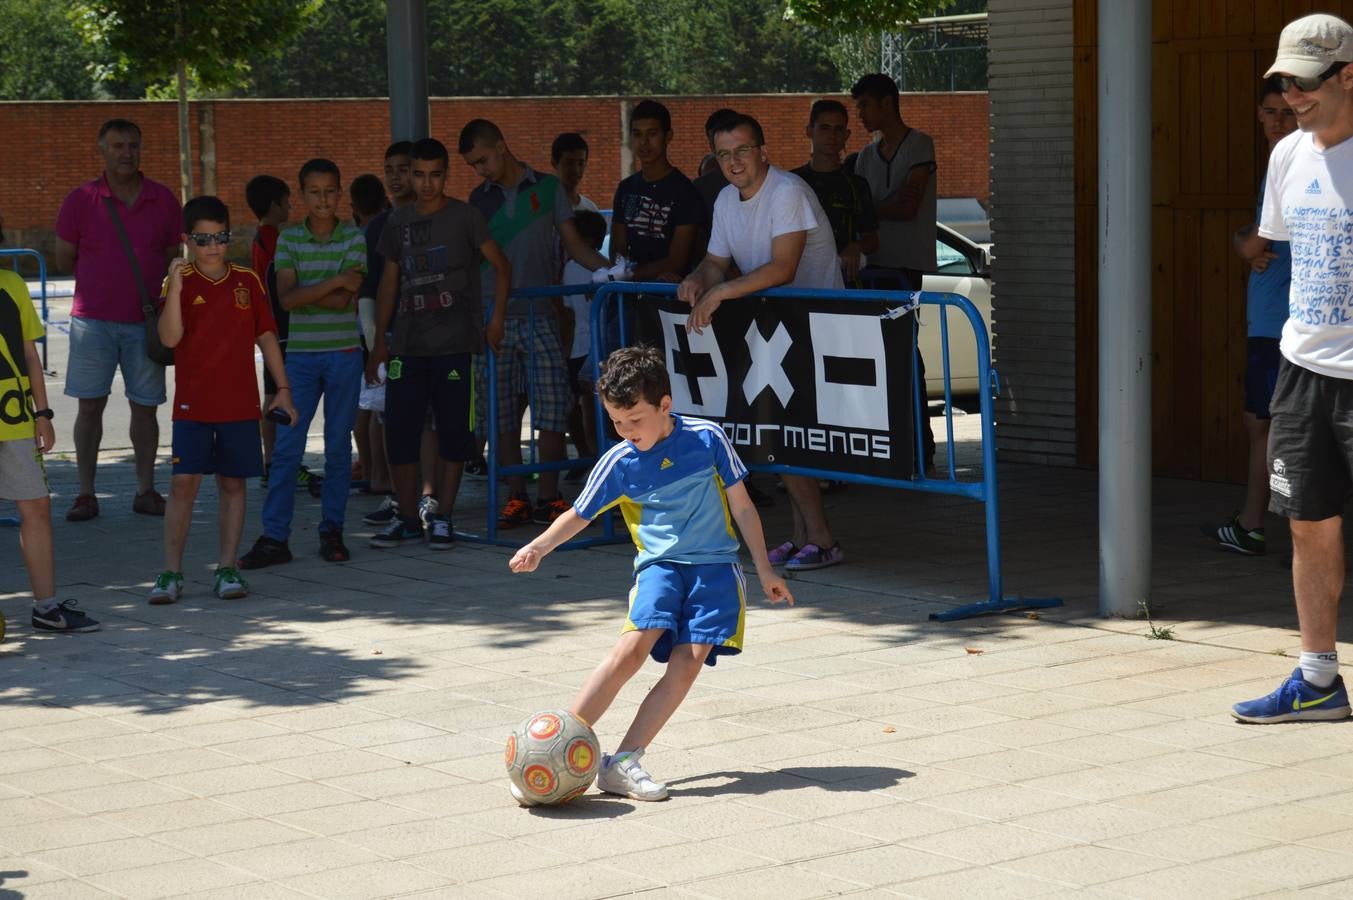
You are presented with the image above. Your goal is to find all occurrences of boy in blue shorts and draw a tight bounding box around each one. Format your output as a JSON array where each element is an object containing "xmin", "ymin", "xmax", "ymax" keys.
[
  {"xmin": 510, "ymin": 346, "xmax": 792, "ymax": 801},
  {"xmin": 148, "ymin": 196, "xmax": 294, "ymax": 604}
]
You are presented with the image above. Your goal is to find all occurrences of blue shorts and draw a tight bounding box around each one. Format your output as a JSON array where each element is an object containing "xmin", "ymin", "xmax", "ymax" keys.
[
  {"xmin": 171, "ymin": 420, "xmax": 264, "ymax": 477},
  {"xmin": 624, "ymin": 561, "xmax": 746, "ymax": 667},
  {"xmin": 1245, "ymin": 337, "xmax": 1282, "ymax": 420},
  {"xmin": 64, "ymin": 316, "xmax": 167, "ymax": 407}
]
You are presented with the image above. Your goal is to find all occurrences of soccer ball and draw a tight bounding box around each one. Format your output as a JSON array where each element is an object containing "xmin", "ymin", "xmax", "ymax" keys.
[{"xmin": 504, "ymin": 709, "xmax": 600, "ymax": 806}]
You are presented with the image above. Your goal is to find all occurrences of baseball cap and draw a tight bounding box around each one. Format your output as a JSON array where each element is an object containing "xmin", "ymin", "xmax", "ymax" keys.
[{"xmin": 1267, "ymin": 14, "xmax": 1353, "ymax": 78}]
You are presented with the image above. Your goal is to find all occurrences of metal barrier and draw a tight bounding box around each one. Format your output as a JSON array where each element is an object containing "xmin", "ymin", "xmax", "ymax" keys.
[
  {"xmin": 0, "ymin": 249, "xmax": 51, "ymax": 370},
  {"xmin": 461, "ymin": 279, "xmax": 1061, "ymax": 622}
]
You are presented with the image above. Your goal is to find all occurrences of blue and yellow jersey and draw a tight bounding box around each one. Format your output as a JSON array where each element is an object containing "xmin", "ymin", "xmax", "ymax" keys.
[{"xmin": 574, "ymin": 414, "xmax": 748, "ymax": 570}]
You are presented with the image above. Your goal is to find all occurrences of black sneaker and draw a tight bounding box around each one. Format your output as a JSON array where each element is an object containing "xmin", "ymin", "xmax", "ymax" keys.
[
  {"xmin": 362, "ymin": 496, "xmax": 399, "ymax": 525},
  {"xmin": 1207, "ymin": 515, "xmax": 1266, "ymax": 556},
  {"xmin": 319, "ymin": 526, "xmax": 350, "ymax": 562},
  {"xmin": 531, "ymin": 496, "xmax": 571, "ymax": 525},
  {"xmin": 239, "ymin": 535, "xmax": 293, "ymax": 570},
  {"xmin": 428, "ymin": 515, "xmax": 455, "ymax": 550},
  {"xmin": 32, "ymin": 600, "xmax": 102, "ymax": 634},
  {"xmin": 370, "ymin": 516, "xmax": 424, "ymax": 548},
  {"xmin": 464, "ymin": 457, "xmax": 489, "ymax": 480}
]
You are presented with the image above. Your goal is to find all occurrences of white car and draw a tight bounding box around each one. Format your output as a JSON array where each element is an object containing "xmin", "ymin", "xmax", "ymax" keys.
[{"xmin": 919, "ymin": 223, "xmax": 994, "ymax": 397}]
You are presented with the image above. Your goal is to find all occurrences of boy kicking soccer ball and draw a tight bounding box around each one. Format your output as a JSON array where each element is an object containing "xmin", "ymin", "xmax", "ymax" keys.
[{"xmin": 509, "ymin": 346, "xmax": 792, "ymax": 800}]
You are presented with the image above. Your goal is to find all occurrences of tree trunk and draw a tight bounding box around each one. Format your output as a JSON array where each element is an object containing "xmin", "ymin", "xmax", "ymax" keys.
[{"xmin": 175, "ymin": 0, "xmax": 192, "ymax": 201}]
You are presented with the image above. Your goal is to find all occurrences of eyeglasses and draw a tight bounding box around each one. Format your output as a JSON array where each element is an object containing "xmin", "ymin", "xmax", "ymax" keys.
[
  {"xmin": 1275, "ymin": 62, "xmax": 1347, "ymax": 94},
  {"xmin": 188, "ymin": 231, "xmax": 231, "ymax": 247},
  {"xmin": 714, "ymin": 144, "xmax": 762, "ymax": 164}
]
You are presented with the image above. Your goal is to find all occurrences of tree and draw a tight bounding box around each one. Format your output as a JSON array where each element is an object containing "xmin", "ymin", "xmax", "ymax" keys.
[
  {"xmin": 249, "ymin": 0, "xmax": 389, "ymax": 99},
  {"xmin": 0, "ymin": 0, "xmax": 103, "ymax": 100},
  {"xmin": 785, "ymin": 0, "xmax": 957, "ymax": 31},
  {"xmin": 74, "ymin": 0, "xmax": 317, "ymax": 198}
]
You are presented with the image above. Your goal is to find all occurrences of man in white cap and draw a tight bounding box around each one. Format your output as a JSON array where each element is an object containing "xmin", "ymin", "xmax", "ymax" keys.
[{"xmin": 1233, "ymin": 14, "xmax": 1353, "ymax": 723}]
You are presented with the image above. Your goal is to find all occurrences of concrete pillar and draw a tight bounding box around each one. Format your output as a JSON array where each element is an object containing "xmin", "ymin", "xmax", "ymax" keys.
[
  {"xmin": 386, "ymin": 0, "xmax": 429, "ymax": 142},
  {"xmin": 1097, "ymin": 0, "xmax": 1152, "ymax": 617}
]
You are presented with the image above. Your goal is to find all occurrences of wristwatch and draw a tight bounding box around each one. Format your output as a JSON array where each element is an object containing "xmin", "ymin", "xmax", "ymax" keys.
[{"xmin": 32, "ymin": 408, "xmax": 53, "ymax": 420}]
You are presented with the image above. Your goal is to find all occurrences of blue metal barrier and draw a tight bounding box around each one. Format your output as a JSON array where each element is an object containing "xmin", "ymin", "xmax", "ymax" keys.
[
  {"xmin": 0, "ymin": 249, "xmax": 50, "ymax": 370},
  {"xmin": 585, "ymin": 282, "xmax": 1061, "ymax": 622}
]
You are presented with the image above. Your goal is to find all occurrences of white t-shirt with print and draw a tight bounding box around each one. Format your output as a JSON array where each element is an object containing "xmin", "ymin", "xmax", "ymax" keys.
[
  {"xmin": 708, "ymin": 166, "xmax": 845, "ymax": 291},
  {"xmin": 1260, "ymin": 128, "xmax": 1353, "ymax": 377}
]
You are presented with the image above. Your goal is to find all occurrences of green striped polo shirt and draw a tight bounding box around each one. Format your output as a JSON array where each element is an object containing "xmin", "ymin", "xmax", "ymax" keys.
[{"xmin": 273, "ymin": 218, "xmax": 367, "ymax": 352}]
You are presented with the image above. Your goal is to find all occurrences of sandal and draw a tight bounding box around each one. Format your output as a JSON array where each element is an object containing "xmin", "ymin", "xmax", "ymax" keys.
[
  {"xmin": 132, "ymin": 490, "xmax": 167, "ymax": 516},
  {"xmin": 65, "ymin": 493, "xmax": 100, "ymax": 522},
  {"xmin": 767, "ymin": 541, "xmax": 799, "ymax": 566}
]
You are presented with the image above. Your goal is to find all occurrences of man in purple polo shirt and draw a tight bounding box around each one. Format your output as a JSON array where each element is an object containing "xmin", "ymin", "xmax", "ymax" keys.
[{"xmin": 55, "ymin": 118, "xmax": 181, "ymax": 521}]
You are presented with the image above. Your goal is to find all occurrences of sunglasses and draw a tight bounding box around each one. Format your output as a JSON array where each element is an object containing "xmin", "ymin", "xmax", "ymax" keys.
[
  {"xmin": 1276, "ymin": 62, "xmax": 1347, "ymax": 94},
  {"xmin": 188, "ymin": 231, "xmax": 231, "ymax": 247}
]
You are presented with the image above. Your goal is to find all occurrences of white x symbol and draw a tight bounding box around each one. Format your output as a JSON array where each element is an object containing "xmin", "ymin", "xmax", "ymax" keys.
[{"xmin": 742, "ymin": 322, "xmax": 794, "ymax": 408}]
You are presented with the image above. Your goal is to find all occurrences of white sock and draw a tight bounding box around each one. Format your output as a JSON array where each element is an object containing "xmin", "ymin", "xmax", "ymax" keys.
[
  {"xmin": 34, "ymin": 597, "xmax": 59, "ymax": 614},
  {"xmin": 1299, "ymin": 650, "xmax": 1339, "ymax": 688}
]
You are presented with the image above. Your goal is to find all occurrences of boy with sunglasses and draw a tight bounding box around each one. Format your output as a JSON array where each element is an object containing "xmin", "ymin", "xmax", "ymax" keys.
[{"xmin": 147, "ymin": 196, "xmax": 294, "ymax": 604}]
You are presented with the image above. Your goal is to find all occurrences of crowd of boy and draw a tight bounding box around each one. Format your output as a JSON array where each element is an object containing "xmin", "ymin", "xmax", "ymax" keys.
[{"xmin": 4, "ymin": 72, "xmax": 939, "ymax": 636}]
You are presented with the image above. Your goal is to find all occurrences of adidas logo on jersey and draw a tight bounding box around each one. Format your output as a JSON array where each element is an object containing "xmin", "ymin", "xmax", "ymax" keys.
[
  {"xmin": 1306, "ymin": 178, "xmax": 1323, "ymax": 195},
  {"xmin": 660, "ymin": 458, "xmax": 674, "ymax": 470},
  {"xmin": 192, "ymin": 295, "xmax": 206, "ymax": 305}
]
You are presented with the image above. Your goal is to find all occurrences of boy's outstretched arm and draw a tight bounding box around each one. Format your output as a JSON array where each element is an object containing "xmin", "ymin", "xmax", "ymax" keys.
[
  {"xmin": 724, "ymin": 481, "xmax": 794, "ymax": 605},
  {"xmin": 509, "ymin": 509, "xmax": 592, "ymax": 573}
]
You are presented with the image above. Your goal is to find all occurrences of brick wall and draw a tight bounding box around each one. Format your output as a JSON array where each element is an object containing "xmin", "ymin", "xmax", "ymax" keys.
[{"xmin": 1, "ymin": 93, "xmax": 988, "ymax": 267}]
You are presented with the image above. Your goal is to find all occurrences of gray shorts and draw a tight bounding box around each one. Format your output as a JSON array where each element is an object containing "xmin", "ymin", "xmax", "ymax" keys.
[{"xmin": 0, "ymin": 438, "xmax": 49, "ymax": 501}]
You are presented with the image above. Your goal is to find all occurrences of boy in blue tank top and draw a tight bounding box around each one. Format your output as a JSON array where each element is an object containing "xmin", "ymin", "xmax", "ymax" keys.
[{"xmin": 510, "ymin": 346, "xmax": 792, "ymax": 801}]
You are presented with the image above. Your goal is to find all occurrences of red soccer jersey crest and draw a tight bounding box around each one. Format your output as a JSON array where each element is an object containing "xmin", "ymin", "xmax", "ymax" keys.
[{"xmin": 162, "ymin": 263, "xmax": 277, "ymax": 422}]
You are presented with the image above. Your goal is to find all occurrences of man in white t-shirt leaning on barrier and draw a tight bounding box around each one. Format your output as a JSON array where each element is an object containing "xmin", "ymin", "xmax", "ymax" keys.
[
  {"xmin": 678, "ymin": 112, "xmax": 848, "ymax": 573},
  {"xmin": 1233, "ymin": 14, "xmax": 1353, "ymax": 723}
]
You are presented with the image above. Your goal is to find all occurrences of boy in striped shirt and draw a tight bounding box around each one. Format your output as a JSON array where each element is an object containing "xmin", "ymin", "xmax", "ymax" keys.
[{"xmin": 241, "ymin": 159, "xmax": 367, "ymax": 567}]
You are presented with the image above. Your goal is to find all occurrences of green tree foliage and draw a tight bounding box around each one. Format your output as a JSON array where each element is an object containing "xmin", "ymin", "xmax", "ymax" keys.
[
  {"xmin": 248, "ymin": 0, "xmax": 389, "ymax": 98},
  {"xmin": 785, "ymin": 0, "xmax": 956, "ymax": 32},
  {"xmin": 0, "ymin": 0, "xmax": 103, "ymax": 100}
]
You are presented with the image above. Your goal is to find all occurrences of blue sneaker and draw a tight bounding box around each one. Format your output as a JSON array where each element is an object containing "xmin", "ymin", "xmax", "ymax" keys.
[{"xmin": 1232, "ymin": 668, "xmax": 1351, "ymax": 723}]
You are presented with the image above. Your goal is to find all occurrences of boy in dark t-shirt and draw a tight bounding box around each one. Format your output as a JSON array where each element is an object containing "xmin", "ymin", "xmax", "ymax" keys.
[
  {"xmin": 366, "ymin": 139, "xmax": 511, "ymax": 550},
  {"xmin": 792, "ymin": 100, "xmax": 879, "ymax": 284}
]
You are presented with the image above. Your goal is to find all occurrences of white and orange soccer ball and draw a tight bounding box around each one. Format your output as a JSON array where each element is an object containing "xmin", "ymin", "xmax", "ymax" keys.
[{"xmin": 504, "ymin": 709, "xmax": 600, "ymax": 805}]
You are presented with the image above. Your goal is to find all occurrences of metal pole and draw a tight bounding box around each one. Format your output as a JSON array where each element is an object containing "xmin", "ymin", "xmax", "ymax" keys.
[
  {"xmin": 386, "ymin": 0, "xmax": 429, "ymax": 142},
  {"xmin": 1097, "ymin": 0, "xmax": 1152, "ymax": 617}
]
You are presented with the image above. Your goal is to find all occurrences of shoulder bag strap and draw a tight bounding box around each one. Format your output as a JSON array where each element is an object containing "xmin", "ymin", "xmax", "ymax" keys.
[{"xmin": 101, "ymin": 197, "xmax": 154, "ymax": 317}]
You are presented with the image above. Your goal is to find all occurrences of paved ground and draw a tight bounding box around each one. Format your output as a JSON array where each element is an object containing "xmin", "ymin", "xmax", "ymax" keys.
[{"xmin": 3, "ymin": 292, "xmax": 1353, "ymax": 898}]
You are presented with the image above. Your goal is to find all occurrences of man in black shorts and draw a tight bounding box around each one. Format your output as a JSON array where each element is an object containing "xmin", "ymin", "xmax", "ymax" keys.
[
  {"xmin": 1233, "ymin": 14, "xmax": 1353, "ymax": 723},
  {"xmin": 364, "ymin": 138, "xmax": 511, "ymax": 550}
]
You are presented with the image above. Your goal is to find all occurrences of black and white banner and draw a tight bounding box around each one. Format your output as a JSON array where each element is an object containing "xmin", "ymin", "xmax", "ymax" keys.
[{"xmin": 644, "ymin": 295, "xmax": 916, "ymax": 479}]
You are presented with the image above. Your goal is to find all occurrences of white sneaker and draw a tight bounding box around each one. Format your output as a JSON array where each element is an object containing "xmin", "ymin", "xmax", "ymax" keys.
[
  {"xmin": 148, "ymin": 571, "xmax": 183, "ymax": 605},
  {"xmin": 596, "ymin": 750, "xmax": 668, "ymax": 801}
]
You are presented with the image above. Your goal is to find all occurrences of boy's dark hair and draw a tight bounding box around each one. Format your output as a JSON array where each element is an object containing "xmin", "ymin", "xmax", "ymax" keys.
[
  {"xmin": 1260, "ymin": 75, "xmax": 1286, "ymax": 101},
  {"xmin": 809, "ymin": 99, "xmax": 849, "ymax": 126},
  {"xmin": 596, "ymin": 346, "xmax": 671, "ymax": 409},
  {"xmin": 386, "ymin": 140, "xmax": 414, "ymax": 160},
  {"xmin": 411, "ymin": 137, "xmax": 450, "ymax": 167},
  {"xmin": 573, "ymin": 209, "xmax": 607, "ymax": 250},
  {"xmin": 98, "ymin": 118, "xmax": 141, "ymax": 141},
  {"xmin": 349, "ymin": 174, "xmax": 388, "ymax": 218},
  {"xmin": 298, "ymin": 158, "xmax": 341, "ymax": 189},
  {"xmin": 703, "ymin": 107, "xmax": 740, "ymax": 147},
  {"xmin": 551, "ymin": 132, "xmax": 589, "ymax": 164},
  {"xmin": 244, "ymin": 174, "xmax": 289, "ymax": 219},
  {"xmin": 183, "ymin": 195, "xmax": 229, "ymax": 233},
  {"xmin": 851, "ymin": 73, "xmax": 901, "ymax": 112},
  {"xmin": 631, "ymin": 99, "xmax": 672, "ymax": 134},
  {"xmin": 458, "ymin": 118, "xmax": 504, "ymax": 154},
  {"xmin": 712, "ymin": 113, "xmax": 765, "ymax": 148}
]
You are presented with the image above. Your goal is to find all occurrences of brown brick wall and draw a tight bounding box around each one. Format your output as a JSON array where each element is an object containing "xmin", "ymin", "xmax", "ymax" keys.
[{"xmin": 0, "ymin": 93, "xmax": 988, "ymax": 268}]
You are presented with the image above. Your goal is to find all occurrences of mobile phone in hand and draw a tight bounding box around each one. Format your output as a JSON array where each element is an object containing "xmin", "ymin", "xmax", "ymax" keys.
[{"xmin": 265, "ymin": 406, "xmax": 293, "ymax": 426}]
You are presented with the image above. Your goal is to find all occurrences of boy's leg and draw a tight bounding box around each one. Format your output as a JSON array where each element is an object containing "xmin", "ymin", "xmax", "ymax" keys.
[
  {"xmin": 163, "ymin": 473, "xmax": 202, "ymax": 571},
  {"xmin": 216, "ymin": 475, "xmax": 247, "ymax": 566},
  {"xmin": 17, "ymin": 495, "xmax": 55, "ymax": 600},
  {"xmin": 261, "ymin": 392, "xmax": 277, "ymax": 468},
  {"xmin": 369, "ymin": 417, "xmax": 390, "ymax": 493},
  {"xmin": 431, "ymin": 353, "xmax": 474, "ymax": 515},
  {"xmin": 381, "ymin": 356, "xmax": 431, "ymax": 519},
  {"xmin": 354, "ymin": 408, "xmax": 372, "ymax": 480},
  {"xmin": 781, "ymin": 475, "xmax": 834, "ymax": 548},
  {"xmin": 527, "ymin": 325, "xmax": 572, "ymax": 503},
  {"xmin": 616, "ymin": 642, "xmax": 713, "ymax": 753},
  {"xmin": 420, "ymin": 425, "xmax": 439, "ymax": 498},
  {"xmin": 260, "ymin": 354, "xmax": 323, "ymax": 542},
  {"xmin": 317, "ymin": 350, "xmax": 363, "ymax": 531},
  {"xmin": 571, "ymin": 628, "xmax": 666, "ymax": 727}
]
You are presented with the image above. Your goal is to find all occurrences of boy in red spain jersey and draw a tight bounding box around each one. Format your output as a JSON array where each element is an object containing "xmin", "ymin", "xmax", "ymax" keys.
[{"xmin": 147, "ymin": 196, "xmax": 295, "ymax": 604}]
